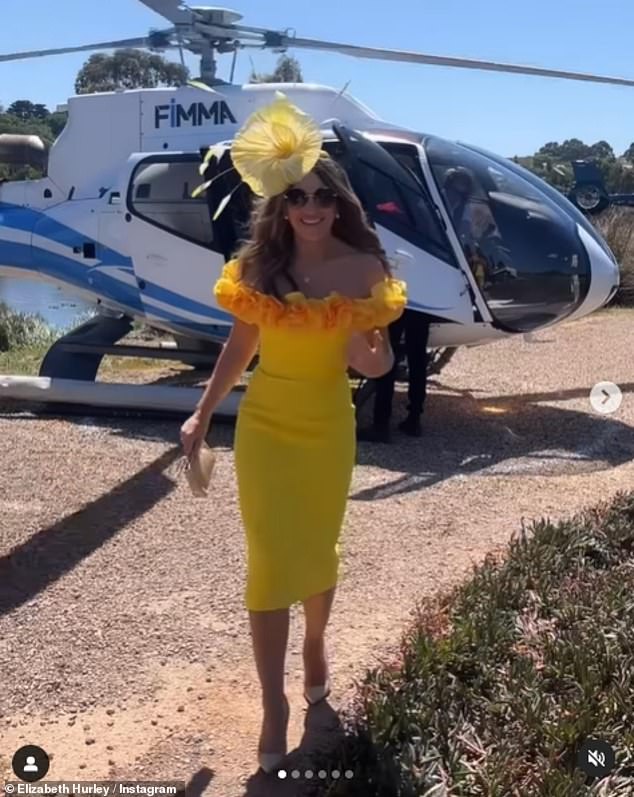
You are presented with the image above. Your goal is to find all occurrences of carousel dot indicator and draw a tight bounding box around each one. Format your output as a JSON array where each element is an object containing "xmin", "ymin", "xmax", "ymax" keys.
[
  {"xmin": 305, "ymin": 770, "xmax": 314, "ymax": 778},
  {"xmin": 276, "ymin": 769, "xmax": 288, "ymax": 779},
  {"xmin": 332, "ymin": 770, "xmax": 341, "ymax": 778},
  {"xmin": 318, "ymin": 769, "xmax": 328, "ymax": 778},
  {"xmin": 291, "ymin": 769, "xmax": 300, "ymax": 779},
  {"xmin": 345, "ymin": 769, "xmax": 354, "ymax": 778}
]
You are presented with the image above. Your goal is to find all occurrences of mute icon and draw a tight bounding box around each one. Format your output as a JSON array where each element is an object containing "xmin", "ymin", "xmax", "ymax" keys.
[{"xmin": 577, "ymin": 738, "xmax": 615, "ymax": 779}]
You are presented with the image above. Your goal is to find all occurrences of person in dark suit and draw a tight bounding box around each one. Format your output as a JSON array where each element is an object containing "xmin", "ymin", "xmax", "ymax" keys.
[{"xmin": 356, "ymin": 307, "xmax": 430, "ymax": 442}]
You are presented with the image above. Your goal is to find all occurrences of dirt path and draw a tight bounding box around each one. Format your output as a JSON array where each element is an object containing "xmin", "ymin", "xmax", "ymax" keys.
[{"xmin": 1, "ymin": 310, "xmax": 633, "ymax": 796}]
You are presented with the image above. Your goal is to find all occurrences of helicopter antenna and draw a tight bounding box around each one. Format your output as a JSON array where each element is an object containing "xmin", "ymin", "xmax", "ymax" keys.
[
  {"xmin": 230, "ymin": 47, "xmax": 239, "ymax": 83},
  {"xmin": 248, "ymin": 54, "xmax": 258, "ymax": 82},
  {"xmin": 175, "ymin": 31, "xmax": 186, "ymax": 69}
]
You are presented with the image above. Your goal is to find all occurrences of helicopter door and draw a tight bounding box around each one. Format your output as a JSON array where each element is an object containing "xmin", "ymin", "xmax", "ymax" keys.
[
  {"xmin": 124, "ymin": 153, "xmax": 229, "ymax": 334},
  {"xmin": 326, "ymin": 124, "xmax": 475, "ymax": 325},
  {"xmin": 205, "ymin": 148, "xmax": 253, "ymax": 258}
]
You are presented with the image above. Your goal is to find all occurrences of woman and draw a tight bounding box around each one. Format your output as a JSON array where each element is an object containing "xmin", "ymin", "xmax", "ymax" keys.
[{"xmin": 180, "ymin": 95, "xmax": 407, "ymax": 773}]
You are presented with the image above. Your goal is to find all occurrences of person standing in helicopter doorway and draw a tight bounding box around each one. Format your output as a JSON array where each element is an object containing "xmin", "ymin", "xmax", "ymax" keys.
[{"xmin": 356, "ymin": 307, "xmax": 430, "ymax": 442}]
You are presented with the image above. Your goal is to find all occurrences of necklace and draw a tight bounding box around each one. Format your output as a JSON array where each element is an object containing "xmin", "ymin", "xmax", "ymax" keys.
[{"xmin": 289, "ymin": 270, "xmax": 312, "ymax": 285}]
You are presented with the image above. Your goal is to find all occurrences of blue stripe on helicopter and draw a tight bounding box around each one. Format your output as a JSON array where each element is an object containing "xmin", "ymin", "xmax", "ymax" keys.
[
  {"xmin": 0, "ymin": 202, "xmax": 233, "ymax": 321},
  {"xmin": 0, "ymin": 240, "xmax": 144, "ymax": 312},
  {"xmin": 0, "ymin": 202, "xmax": 135, "ymax": 271},
  {"xmin": 2, "ymin": 203, "xmax": 430, "ymax": 320},
  {"xmin": 136, "ymin": 278, "xmax": 232, "ymax": 320},
  {"xmin": 0, "ymin": 238, "xmax": 233, "ymax": 325}
]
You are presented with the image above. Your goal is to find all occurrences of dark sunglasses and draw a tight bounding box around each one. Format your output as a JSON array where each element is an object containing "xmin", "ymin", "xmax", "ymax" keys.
[{"xmin": 284, "ymin": 187, "xmax": 338, "ymax": 208}]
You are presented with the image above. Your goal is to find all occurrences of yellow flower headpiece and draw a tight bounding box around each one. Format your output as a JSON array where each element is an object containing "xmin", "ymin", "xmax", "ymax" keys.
[
  {"xmin": 193, "ymin": 92, "xmax": 326, "ymax": 216},
  {"xmin": 231, "ymin": 91, "xmax": 324, "ymax": 198}
]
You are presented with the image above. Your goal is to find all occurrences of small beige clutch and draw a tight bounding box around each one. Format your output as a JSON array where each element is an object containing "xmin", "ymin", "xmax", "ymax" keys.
[{"xmin": 184, "ymin": 441, "xmax": 216, "ymax": 497}]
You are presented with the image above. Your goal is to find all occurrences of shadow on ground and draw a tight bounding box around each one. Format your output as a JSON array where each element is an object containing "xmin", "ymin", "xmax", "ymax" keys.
[
  {"xmin": 350, "ymin": 380, "xmax": 634, "ymax": 499},
  {"xmin": 239, "ymin": 700, "xmax": 345, "ymax": 796},
  {"xmin": 3, "ymin": 382, "xmax": 634, "ymax": 509},
  {"xmin": 176, "ymin": 768, "xmax": 215, "ymax": 797},
  {"xmin": 0, "ymin": 447, "xmax": 181, "ymax": 616}
]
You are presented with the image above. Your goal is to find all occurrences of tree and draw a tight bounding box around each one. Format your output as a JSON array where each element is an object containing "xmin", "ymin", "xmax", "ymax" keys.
[
  {"xmin": 622, "ymin": 142, "xmax": 634, "ymax": 162},
  {"xmin": 47, "ymin": 111, "xmax": 68, "ymax": 137},
  {"xmin": 0, "ymin": 102, "xmax": 69, "ymax": 181},
  {"xmin": 7, "ymin": 100, "xmax": 50, "ymax": 120},
  {"xmin": 537, "ymin": 141, "xmax": 562, "ymax": 158},
  {"xmin": 588, "ymin": 140, "xmax": 615, "ymax": 162},
  {"xmin": 249, "ymin": 54, "xmax": 303, "ymax": 84},
  {"xmin": 75, "ymin": 49, "xmax": 189, "ymax": 94},
  {"xmin": 517, "ymin": 137, "xmax": 634, "ymax": 196}
]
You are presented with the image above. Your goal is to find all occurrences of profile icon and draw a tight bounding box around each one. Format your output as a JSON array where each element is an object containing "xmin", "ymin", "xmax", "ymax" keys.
[
  {"xmin": 24, "ymin": 756, "xmax": 39, "ymax": 772},
  {"xmin": 11, "ymin": 745, "xmax": 50, "ymax": 782}
]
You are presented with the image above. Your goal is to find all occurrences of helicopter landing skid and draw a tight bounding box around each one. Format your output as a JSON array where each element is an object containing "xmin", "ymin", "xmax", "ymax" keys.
[{"xmin": 38, "ymin": 314, "xmax": 221, "ymax": 381}]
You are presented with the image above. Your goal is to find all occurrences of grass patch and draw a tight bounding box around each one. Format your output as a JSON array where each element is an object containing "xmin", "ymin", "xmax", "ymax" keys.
[
  {"xmin": 0, "ymin": 343, "xmax": 52, "ymax": 375},
  {"xmin": 0, "ymin": 346, "xmax": 170, "ymax": 377},
  {"xmin": 0, "ymin": 302, "xmax": 65, "ymax": 374},
  {"xmin": 593, "ymin": 208, "xmax": 634, "ymax": 307},
  {"xmin": 315, "ymin": 492, "xmax": 634, "ymax": 796},
  {"xmin": 0, "ymin": 303, "xmax": 176, "ymax": 376},
  {"xmin": 0, "ymin": 301, "xmax": 60, "ymax": 351}
]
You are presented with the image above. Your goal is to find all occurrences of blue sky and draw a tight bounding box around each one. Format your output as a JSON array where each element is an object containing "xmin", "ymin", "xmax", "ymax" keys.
[{"xmin": 1, "ymin": 0, "xmax": 633, "ymax": 158}]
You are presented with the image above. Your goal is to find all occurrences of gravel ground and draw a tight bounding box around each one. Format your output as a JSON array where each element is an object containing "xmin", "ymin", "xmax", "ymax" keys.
[{"xmin": 1, "ymin": 308, "xmax": 633, "ymax": 796}]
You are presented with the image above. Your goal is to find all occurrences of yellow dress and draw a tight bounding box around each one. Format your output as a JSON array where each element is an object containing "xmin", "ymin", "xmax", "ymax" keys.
[{"xmin": 213, "ymin": 259, "xmax": 407, "ymax": 611}]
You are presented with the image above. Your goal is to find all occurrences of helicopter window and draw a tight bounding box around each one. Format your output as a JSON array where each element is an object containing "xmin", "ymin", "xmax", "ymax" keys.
[
  {"xmin": 362, "ymin": 158, "xmax": 455, "ymax": 265},
  {"xmin": 467, "ymin": 143, "xmax": 616, "ymax": 263},
  {"xmin": 129, "ymin": 157, "xmax": 213, "ymax": 247},
  {"xmin": 323, "ymin": 136, "xmax": 457, "ymax": 268},
  {"xmin": 378, "ymin": 143, "xmax": 425, "ymax": 184},
  {"xmin": 135, "ymin": 184, "xmax": 151, "ymax": 200},
  {"xmin": 425, "ymin": 136, "xmax": 591, "ymax": 333}
]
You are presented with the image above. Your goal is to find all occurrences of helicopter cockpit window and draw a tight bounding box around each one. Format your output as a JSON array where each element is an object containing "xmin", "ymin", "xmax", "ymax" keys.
[
  {"xmin": 129, "ymin": 157, "xmax": 213, "ymax": 247},
  {"xmin": 360, "ymin": 157, "xmax": 458, "ymax": 265},
  {"xmin": 425, "ymin": 137, "xmax": 591, "ymax": 332},
  {"xmin": 323, "ymin": 137, "xmax": 458, "ymax": 268}
]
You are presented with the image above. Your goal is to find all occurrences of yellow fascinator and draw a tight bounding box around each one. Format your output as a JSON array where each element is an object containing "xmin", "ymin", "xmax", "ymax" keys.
[
  {"xmin": 193, "ymin": 92, "xmax": 325, "ymax": 214},
  {"xmin": 231, "ymin": 91, "xmax": 323, "ymax": 197}
]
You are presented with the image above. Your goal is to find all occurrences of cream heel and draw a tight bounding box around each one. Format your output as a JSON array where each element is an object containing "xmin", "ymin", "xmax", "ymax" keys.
[
  {"xmin": 304, "ymin": 679, "xmax": 331, "ymax": 705},
  {"xmin": 258, "ymin": 752, "xmax": 286, "ymax": 774},
  {"xmin": 257, "ymin": 695, "xmax": 289, "ymax": 773},
  {"xmin": 303, "ymin": 640, "xmax": 331, "ymax": 705}
]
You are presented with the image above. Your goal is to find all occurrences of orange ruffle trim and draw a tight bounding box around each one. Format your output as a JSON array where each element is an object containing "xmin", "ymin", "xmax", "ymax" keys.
[{"xmin": 213, "ymin": 259, "xmax": 407, "ymax": 330}]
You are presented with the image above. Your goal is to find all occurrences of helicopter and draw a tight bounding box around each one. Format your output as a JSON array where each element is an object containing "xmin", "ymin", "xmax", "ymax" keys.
[
  {"xmin": 568, "ymin": 159, "xmax": 634, "ymax": 215},
  {"xmin": 0, "ymin": 0, "xmax": 628, "ymax": 386}
]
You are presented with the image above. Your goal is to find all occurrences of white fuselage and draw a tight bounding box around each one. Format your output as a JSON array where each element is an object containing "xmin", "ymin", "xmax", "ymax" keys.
[{"xmin": 0, "ymin": 82, "xmax": 620, "ymax": 348}]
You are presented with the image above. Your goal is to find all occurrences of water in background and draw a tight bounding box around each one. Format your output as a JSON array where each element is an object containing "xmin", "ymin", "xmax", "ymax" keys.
[{"xmin": 0, "ymin": 276, "xmax": 94, "ymax": 330}]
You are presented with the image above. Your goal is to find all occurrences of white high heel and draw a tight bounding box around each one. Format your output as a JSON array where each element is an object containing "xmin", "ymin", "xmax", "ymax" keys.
[
  {"xmin": 304, "ymin": 678, "xmax": 331, "ymax": 705},
  {"xmin": 258, "ymin": 752, "xmax": 286, "ymax": 774},
  {"xmin": 303, "ymin": 641, "xmax": 331, "ymax": 705},
  {"xmin": 257, "ymin": 696, "xmax": 289, "ymax": 774}
]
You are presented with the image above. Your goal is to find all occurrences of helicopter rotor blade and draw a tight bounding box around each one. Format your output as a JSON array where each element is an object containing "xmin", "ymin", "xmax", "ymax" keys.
[
  {"xmin": 0, "ymin": 36, "xmax": 175, "ymax": 63},
  {"xmin": 3, "ymin": 1, "xmax": 634, "ymax": 91},
  {"xmin": 258, "ymin": 32, "xmax": 634, "ymax": 88},
  {"xmin": 137, "ymin": 0, "xmax": 193, "ymax": 25}
]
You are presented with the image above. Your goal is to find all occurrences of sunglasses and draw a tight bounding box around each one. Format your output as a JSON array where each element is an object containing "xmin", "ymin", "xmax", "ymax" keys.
[{"xmin": 284, "ymin": 188, "xmax": 338, "ymax": 208}]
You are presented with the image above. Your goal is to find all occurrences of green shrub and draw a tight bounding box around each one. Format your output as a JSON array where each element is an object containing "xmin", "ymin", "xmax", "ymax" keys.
[
  {"xmin": 0, "ymin": 301, "xmax": 59, "ymax": 351},
  {"xmin": 593, "ymin": 208, "xmax": 634, "ymax": 307},
  {"xmin": 315, "ymin": 492, "xmax": 634, "ymax": 796}
]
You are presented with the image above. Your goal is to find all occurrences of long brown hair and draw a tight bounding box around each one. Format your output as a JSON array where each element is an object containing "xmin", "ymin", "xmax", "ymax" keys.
[{"xmin": 234, "ymin": 154, "xmax": 392, "ymax": 298}]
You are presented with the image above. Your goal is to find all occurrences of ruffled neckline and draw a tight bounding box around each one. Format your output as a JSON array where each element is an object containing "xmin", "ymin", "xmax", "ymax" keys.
[
  {"xmin": 213, "ymin": 258, "xmax": 407, "ymax": 330},
  {"xmin": 275, "ymin": 279, "xmax": 397, "ymax": 304}
]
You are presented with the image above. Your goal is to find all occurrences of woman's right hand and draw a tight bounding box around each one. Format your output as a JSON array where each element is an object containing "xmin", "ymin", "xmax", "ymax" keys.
[{"xmin": 180, "ymin": 411, "xmax": 209, "ymax": 460}]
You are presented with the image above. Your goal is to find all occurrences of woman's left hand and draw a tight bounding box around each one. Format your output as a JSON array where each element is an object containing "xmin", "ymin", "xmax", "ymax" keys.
[{"xmin": 347, "ymin": 328, "xmax": 394, "ymax": 378}]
